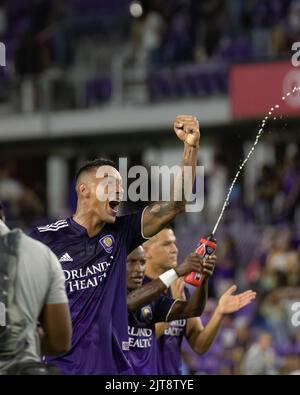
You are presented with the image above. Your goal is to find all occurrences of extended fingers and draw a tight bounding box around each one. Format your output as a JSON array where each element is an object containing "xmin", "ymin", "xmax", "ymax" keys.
[
  {"xmin": 235, "ymin": 292, "xmax": 256, "ymax": 308},
  {"xmin": 238, "ymin": 290, "xmax": 256, "ymax": 300},
  {"xmin": 225, "ymin": 285, "xmax": 238, "ymax": 295},
  {"xmin": 238, "ymin": 296, "xmax": 256, "ymax": 309},
  {"xmin": 240, "ymin": 292, "xmax": 256, "ymax": 303}
]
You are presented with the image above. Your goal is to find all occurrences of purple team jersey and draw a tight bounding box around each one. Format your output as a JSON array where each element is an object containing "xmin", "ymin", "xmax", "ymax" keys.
[
  {"xmin": 127, "ymin": 277, "xmax": 176, "ymax": 375},
  {"xmin": 30, "ymin": 210, "xmax": 147, "ymax": 375},
  {"xmin": 157, "ymin": 288, "xmax": 190, "ymax": 375}
]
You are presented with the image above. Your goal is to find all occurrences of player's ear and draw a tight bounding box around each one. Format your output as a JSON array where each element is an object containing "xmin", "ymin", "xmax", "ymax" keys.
[{"xmin": 79, "ymin": 183, "xmax": 90, "ymax": 198}]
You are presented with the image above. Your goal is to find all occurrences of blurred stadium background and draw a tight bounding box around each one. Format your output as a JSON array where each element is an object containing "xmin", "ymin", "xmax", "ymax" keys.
[{"xmin": 0, "ymin": 0, "xmax": 300, "ymax": 375}]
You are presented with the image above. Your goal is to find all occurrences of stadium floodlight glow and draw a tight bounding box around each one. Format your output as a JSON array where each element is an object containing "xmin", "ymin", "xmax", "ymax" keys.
[{"xmin": 129, "ymin": 1, "xmax": 143, "ymax": 18}]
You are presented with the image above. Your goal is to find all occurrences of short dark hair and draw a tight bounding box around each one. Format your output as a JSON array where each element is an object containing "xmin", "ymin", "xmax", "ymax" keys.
[{"xmin": 75, "ymin": 158, "xmax": 118, "ymax": 183}]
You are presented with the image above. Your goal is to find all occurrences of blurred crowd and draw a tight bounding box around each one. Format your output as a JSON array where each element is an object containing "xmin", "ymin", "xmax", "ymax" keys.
[
  {"xmin": 127, "ymin": 0, "xmax": 300, "ymax": 66},
  {"xmin": 181, "ymin": 222, "xmax": 300, "ymax": 375},
  {"xmin": 254, "ymin": 153, "xmax": 300, "ymax": 226},
  {"xmin": 0, "ymin": 0, "xmax": 299, "ymax": 109},
  {"xmin": 179, "ymin": 148, "xmax": 300, "ymax": 375},
  {"xmin": 0, "ymin": 162, "xmax": 44, "ymax": 227},
  {"xmin": 205, "ymin": 148, "xmax": 300, "ymax": 228}
]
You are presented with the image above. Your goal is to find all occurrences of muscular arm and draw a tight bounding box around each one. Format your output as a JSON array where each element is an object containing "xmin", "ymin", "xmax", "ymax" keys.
[
  {"xmin": 185, "ymin": 310, "xmax": 224, "ymax": 354},
  {"xmin": 127, "ymin": 277, "xmax": 207, "ymax": 320},
  {"xmin": 127, "ymin": 254, "xmax": 205, "ymax": 312},
  {"xmin": 127, "ymin": 279, "xmax": 167, "ymax": 312},
  {"xmin": 143, "ymin": 116, "xmax": 200, "ymax": 238},
  {"xmin": 127, "ymin": 274, "xmax": 207, "ymax": 318}
]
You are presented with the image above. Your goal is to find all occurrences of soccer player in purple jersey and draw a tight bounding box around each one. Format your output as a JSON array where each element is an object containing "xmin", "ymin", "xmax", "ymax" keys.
[
  {"xmin": 143, "ymin": 228, "xmax": 257, "ymax": 375},
  {"xmin": 126, "ymin": 246, "xmax": 216, "ymax": 375},
  {"xmin": 30, "ymin": 115, "xmax": 201, "ymax": 375}
]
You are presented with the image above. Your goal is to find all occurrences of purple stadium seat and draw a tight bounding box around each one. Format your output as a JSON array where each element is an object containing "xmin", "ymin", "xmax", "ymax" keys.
[
  {"xmin": 148, "ymin": 63, "xmax": 229, "ymax": 101},
  {"xmin": 217, "ymin": 37, "xmax": 253, "ymax": 62}
]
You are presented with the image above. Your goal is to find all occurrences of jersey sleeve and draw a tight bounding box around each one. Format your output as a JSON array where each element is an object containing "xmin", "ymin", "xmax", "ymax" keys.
[
  {"xmin": 28, "ymin": 226, "xmax": 56, "ymax": 252},
  {"xmin": 28, "ymin": 227, "xmax": 42, "ymax": 243},
  {"xmin": 152, "ymin": 294, "xmax": 178, "ymax": 323},
  {"xmin": 122, "ymin": 207, "xmax": 149, "ymax": 253}
]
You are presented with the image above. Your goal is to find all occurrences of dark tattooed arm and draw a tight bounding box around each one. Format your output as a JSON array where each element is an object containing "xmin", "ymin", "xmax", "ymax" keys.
[
  {"xmin": 127, "ymin": 253, "xmax": 204, "ymax": 312},
  {"xmin": 143, "ymin": 115, "xmax": 200, "ymax": 238}
]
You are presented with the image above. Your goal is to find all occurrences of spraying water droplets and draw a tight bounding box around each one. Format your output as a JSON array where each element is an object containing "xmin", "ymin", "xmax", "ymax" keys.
[{"xmin": 211, "ymin": 86, "xmax": 300, "ymax": 236}]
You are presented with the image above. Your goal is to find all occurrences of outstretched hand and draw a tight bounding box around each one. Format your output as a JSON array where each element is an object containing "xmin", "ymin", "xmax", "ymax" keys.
[{"xmin": 216, "ymin": 285, "xmax": 256, "ymax": 315}]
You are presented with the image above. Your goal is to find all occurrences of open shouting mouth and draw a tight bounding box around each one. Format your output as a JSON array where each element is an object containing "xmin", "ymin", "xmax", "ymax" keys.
[{"xmin": 108, "ymin": 200, "xmax": 120, "ymax": 215}]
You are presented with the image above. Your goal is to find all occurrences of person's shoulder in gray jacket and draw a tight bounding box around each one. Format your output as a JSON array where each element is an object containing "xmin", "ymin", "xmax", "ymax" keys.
[{"xmin": 0, "ymin": 206, "xmax": 72, "ymax": 372}]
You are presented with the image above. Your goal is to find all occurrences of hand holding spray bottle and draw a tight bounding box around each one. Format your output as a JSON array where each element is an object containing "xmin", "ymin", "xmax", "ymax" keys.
[{"xmin": 184, "ymin": 234, "xmax": 217, "ymax": 287}]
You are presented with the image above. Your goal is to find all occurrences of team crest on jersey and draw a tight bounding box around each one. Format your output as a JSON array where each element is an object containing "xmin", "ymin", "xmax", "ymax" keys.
[
  {"xmin": 141, "ymin": 305, "xmax": 153, "ymax": 323},
  {"xmin": 122, "ymin": 341, "xmax": 130, "ymax": 351},
  {"xmin": 99, "ymin": 235, "xmax": 115, "ymax": 253}
]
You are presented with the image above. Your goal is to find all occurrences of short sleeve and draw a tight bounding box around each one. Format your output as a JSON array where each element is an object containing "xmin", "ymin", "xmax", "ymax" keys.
[
  {"xmin": 152, "ymin": 294, "xmax": 178, "ymax": 323},
  {"xmin": 122, "ymin": 207, "xmax": 149, "ymax": 254},
  {"xmin": 45, "ymin": 249, "xmax": 68, "ymax": 305}
]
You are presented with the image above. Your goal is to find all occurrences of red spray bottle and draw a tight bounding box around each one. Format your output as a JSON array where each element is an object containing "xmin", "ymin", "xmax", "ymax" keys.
[{"xmin": 184, "ymin": 234, "xmax": 217, "ymax": 287}]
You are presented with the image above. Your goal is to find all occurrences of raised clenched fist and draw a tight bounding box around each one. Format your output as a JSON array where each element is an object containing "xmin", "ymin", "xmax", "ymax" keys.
[{"xmin": 174, "ymin": 115, "xmax": 200, "ymax": 147}]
